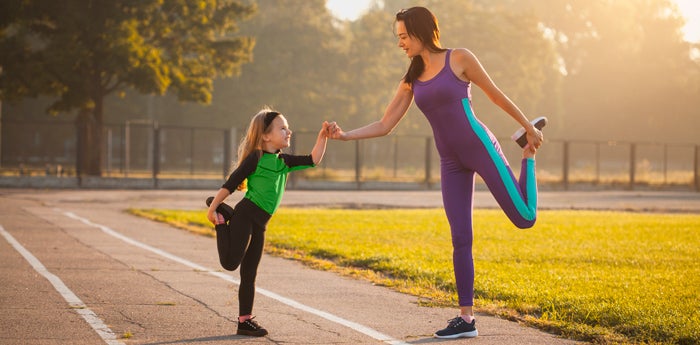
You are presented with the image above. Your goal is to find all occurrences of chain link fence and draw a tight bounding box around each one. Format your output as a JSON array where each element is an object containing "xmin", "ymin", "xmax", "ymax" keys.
[{"xmin": 2, "ymin": 119, "xmax": 699, "ymax": 191}]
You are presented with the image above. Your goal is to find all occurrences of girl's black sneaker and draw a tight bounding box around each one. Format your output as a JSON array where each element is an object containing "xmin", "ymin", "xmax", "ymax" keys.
[
  {"xmin": 434, "ymin": 316, "xmax": 478, "ymax": 339},
  {"xmin": 237, "ymin": 317, "xmax": 268, "ymax": 337},
  {"xmin": 511, "ymin": 116, "xmax": 548, "ymax": 148},
  {"xmin": 205, "ymin": 196, "xmax": 234, "ymax": 223}
]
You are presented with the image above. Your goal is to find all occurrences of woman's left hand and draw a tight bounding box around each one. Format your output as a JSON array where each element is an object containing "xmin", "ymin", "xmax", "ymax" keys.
[{"xmin": 526, "ymin": 128, "xmax": 544, "ymax": 149}]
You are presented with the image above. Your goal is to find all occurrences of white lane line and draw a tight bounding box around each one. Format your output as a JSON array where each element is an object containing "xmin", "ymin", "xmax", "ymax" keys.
[
  {"xmin": 61, "ymin": 210, "xmax": 409, "ymax": 345},
  {"xmin": 0, "ymin": 225, "xmax": 125, "ymax": 345}
]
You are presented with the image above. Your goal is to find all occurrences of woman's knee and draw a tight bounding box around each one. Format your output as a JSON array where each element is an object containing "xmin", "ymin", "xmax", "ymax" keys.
[
  {"xmin": 514, "ymin": 217, "xmax": 536, "ymax": 229},
  {"xmin": 450, "ymin": 232, "xmax": 473, "ymax": 250}
]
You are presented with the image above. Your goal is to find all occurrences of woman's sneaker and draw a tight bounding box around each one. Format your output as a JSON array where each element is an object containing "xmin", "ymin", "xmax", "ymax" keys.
[
  {"xmin": 237, "ymin": 317, "xmax": 268, "ymax": 337},
  {"xmin": 511, "ymin": 116, "xmax": 548, "ymax": 148},
  {"xmin": 434, "ymin": 316, "xmax": 478, "ymax": 339}
]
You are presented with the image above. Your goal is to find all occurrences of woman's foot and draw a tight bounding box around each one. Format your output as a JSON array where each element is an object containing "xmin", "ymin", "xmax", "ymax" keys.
[
  {"xmin": 512, "ymin": 116, "xmax": 547, "ymax": 148},
  {"xmin": 434, "ymin": 316, "xmax": 478, "ymax": 339}
]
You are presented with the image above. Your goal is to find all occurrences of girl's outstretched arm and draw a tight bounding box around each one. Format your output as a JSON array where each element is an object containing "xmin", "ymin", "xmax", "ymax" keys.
[{"xmin": 311, "ymin": 121, "xmax": 329, "ymax": 165}]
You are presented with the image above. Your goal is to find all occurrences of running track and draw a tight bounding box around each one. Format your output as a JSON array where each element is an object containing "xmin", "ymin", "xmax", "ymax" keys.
[{"xmin": 4, "ymin": 189, "xmax": 697, "ymax": 344}]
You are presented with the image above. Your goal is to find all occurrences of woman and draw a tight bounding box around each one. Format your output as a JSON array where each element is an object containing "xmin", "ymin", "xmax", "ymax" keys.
[{"xmin": 327, "ymin": 6, "xmax": 545, "ymax": 339}]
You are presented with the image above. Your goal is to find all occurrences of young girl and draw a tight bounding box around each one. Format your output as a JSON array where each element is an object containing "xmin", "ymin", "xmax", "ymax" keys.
[
  {"xmin": 206, "ymin": 108, "xmax": 329, "ymax": 337},
  {"xmin": 327, "ymin": 7, "xmax": 545, "ymax": 339}
]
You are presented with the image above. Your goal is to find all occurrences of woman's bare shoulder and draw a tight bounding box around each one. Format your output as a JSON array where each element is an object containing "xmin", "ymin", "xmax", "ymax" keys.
[{"xmin": 450, "ymin": 48, "xmax": 478, "ymax": 62}]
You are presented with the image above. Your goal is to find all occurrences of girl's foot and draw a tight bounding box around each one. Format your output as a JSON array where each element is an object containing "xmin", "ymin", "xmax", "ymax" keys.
[
  {"xmin": 214, "ymin": 212, "xmax": 226, "ymax": 225},
  {"xmin": 523, "ymin": 144, "xmax": 536, "ymax": 159},
  {"xmin": 237, "ymin": 317, "xmax": 268, "ymax": 337},
  {"xmin": 205, "ymin": 196, "xmax": 234, "ymax": 222}
]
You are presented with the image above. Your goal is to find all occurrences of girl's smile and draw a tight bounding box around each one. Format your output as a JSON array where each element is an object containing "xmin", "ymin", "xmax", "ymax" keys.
[{"xmin": 264, "ymin": 115, "xmax": 292, "ymax": 151}]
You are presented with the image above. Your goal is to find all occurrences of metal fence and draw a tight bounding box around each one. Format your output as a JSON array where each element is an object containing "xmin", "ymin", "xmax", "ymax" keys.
[{"xmin": 2, "ymin": 119, "xmax": 699, "ymax": 191}]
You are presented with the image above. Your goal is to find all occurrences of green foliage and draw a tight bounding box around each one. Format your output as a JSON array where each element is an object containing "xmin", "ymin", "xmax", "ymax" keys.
[
  {"xmin": 127, "ymin": 208, "xmax": 214, "ymax": 237},
  {"xmin": 339, "ymin": 7, "xmax": 409, "ymax": 131},
  {"xmin": 0, "ymin": 0, "xmax": 256, "ymax": 175},
  {"xmin": 417, "ymin": 1, "xmax": 558, "ymax": 127},
  {"xmin": 99, "ymin": 0, "xmax": 699, "ymax": 144},
  {"xmin": 503, "ymin": 0, "xmax": 700, "ymax": 142},
  {"xmin": 0, "ymin": 0, "xmax": 255, "ymax": 110},
  {"xmin": 206, "ymin": 0, "xmax": 350, "ymax": 131},
  {"xmin": 138, "ymin": 207, "xmax": 700, "ymax": 344},
  {"xmin": 3, "ymin": 0, "xmax": 700, "ymax": 165}
]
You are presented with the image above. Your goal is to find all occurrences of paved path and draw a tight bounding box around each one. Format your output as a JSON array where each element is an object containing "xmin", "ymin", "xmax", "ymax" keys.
[{"xmin": 2, "ymin": 189, "xmax": 698, "ymax": 344}]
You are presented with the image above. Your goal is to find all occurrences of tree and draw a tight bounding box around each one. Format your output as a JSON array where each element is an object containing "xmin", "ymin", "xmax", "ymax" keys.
[
  {"xmin": 206, "ymin": 0, "xmax": 349, "ymax": 133},
  {"xmin": 343, "ymin": 8, "xmax": 408, "ymax": 131},
  {"xmin": 0, "ymin": 0, "xmax": 255, "ymax": 175},
  {"xmin": 502, "ymin": 0, "xmax": 700, "ymax": 143},
  {"xmin": 424, "ymin": 0, "xmax": 560, "ymax": 135},
  {"xmin": 346, "ymin": 0, "xmax": 559, "ymax": 136}
]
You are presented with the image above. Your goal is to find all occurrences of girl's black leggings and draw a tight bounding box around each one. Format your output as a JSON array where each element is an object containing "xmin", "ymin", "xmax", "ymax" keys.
[{"xmin": 215, "ymin": 211, "xmax": 265, "ymax": 317}]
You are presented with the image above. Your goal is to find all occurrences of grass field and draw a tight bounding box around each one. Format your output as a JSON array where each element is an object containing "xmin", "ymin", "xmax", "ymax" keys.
[{"xmin": 130, "ymin": 208, "xmax": 700, "ymax": 345}]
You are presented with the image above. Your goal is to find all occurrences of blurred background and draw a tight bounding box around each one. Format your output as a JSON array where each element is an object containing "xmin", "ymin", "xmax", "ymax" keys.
[{"xmin": 1, "ymin": 0, "xmax": 698, "ymax": 190}]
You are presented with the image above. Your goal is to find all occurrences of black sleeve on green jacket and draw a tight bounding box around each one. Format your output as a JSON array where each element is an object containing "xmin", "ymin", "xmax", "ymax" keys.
[
  {"xmin": 279, "ymin": 153, "xmax": 314, "ymax": 167},
  {"xmin": 221, "ymin": 150, "xmax": 261, "ymax": 193}
]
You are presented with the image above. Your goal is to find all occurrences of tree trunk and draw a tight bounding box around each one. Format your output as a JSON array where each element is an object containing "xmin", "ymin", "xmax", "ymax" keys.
[{"xmin": 75, "ymin": 107, "xmax": 103, "ymax": 176}]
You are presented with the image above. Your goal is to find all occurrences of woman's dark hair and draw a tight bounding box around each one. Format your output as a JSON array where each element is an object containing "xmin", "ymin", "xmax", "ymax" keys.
[{"xmin": 395, "ymin": 7, "xmax": 447, "ymax": 85}]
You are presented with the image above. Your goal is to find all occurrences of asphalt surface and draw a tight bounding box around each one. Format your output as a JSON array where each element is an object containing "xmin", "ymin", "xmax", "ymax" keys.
[{"xmin": 2, "ymin": 189, "xmax": 699, "ymax": 344}]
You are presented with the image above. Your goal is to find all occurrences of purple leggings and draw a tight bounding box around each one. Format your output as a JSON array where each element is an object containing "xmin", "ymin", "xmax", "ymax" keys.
[{"xmin": 439, "ymin": 99, "xmax": 537, "ymax": 306}]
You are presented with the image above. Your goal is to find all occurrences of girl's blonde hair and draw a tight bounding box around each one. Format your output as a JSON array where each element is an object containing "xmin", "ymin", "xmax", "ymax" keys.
[{"xmin": 233, "ymin": 107, "xmax": 278, "ymax": 190}]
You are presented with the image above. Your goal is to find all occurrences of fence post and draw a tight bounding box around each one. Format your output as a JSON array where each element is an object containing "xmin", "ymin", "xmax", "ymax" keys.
[
  {"xmin": 393, "ymin": 136, "xmax": 399, "ymax": 178},
  {"xmin": 595, "ymin": 142, "xmax": 601, "ymax": 184},
  {"xmin": 75, "ymin": 119, "xmax": 83, "ymax": 186},
  {"xmin": 124, "ymin": 122, "xmax": 130, "ymax": 178},
  {"xmin": 629, "ymin": 143, "xmax": 636, "ymax": 189},
  {"xmin": 223, "ymin": 129, "xmax": 232, "ymax": 179},
  {"xmin": 190, "ymin": 127, "xmax": 195, "ymax": 176},
  {"xmin": 663, "ymin": 144, "xmax": 668, "ymax": 185},
  {"xmin": 355, "ymin": 140, "xmax": 362, "ymax": 190},
  {"xmin": 695, "ymin": 145, "xmax": 699, "ymax": 192},
  {"xmin": 562, "ymin": 141, "xmax": 569, "ymax": 190},
  {"xmin": 0, "ymin": 98, "xmax": 2, "ymax": 169},
  {"xmin": 152, "ymin": 123, "xmax": 160, "ymax": 188},
  {"xmin": 105, "ymin": 129, "xmax": 112, "ymax": 176},
  {"xmin": 425, "ymin": 137, "xmax": 432, "ymax": 189}
]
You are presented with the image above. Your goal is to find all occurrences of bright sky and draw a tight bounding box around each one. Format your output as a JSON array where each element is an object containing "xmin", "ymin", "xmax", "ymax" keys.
[
  {"xmin": 325, "ymin": 0, "xmax": 700, "ymax": 43},
  {"xmin": 325, "ymin": 0, "xmax": 373, "ymax": 21},
  {"xmin": 675, "ymin": 0, "xmax": 700, "ymax": 42}
]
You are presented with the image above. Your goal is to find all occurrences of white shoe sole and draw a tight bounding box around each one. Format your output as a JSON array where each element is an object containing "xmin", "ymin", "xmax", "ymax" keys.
[
  {"xmin": 433, "ymin": 329, "xmax": 478, "ymax": 339},
  {"xmin": 512, "ymin": 116, "xmax": 548, "ymax": 147}
]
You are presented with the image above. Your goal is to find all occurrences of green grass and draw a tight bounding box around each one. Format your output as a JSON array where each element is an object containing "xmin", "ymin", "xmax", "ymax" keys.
[
  {"xmin": 129, "ymin": 208, "xmax": 700, "ymax": 344},
  {"xmin": 128, "ymin": 208, "xmax": 215, "ymax": 237}
]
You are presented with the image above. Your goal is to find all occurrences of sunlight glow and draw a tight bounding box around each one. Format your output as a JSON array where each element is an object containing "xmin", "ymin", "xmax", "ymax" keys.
[
  {"xmin": 674, "ymin": 0, "xmax": 700, "ymax": 42},
  {"xmin": 326, "ymin": 0, "xmax": 374, "ymax": 21},
  {"xmin": 326, "ymin": 1, "xmax": 700, "ymax": 43}
]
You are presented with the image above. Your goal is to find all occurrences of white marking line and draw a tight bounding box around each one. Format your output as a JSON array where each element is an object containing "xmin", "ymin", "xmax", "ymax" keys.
[
  {"xmin": 0, "ymin": 225, "xmax": 125, "ymax": 345},
  {"xmin": 61, "ymin": 210, "xmax": 409, "ymax": 345}
]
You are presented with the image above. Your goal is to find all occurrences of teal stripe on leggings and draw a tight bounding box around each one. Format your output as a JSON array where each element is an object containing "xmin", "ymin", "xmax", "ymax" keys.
[{"xmin": 461, "ymin": 98, "xmax": 536, "ymax": 221}]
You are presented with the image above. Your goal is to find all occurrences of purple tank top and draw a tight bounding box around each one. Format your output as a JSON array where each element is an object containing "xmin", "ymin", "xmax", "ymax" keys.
[
  {"xmin": 413, "ymin": 49, "xmax": 477, "ymax": 154},
  {"xmin": 413, "ymin": 49, "xmax": 471, "ymax": 111}
]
